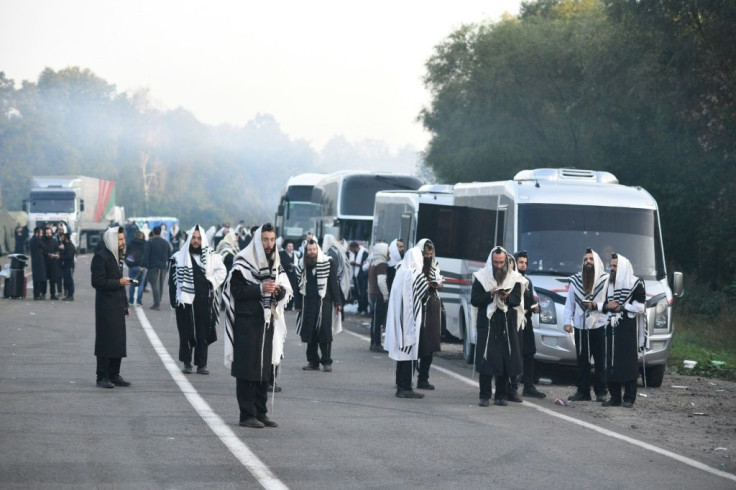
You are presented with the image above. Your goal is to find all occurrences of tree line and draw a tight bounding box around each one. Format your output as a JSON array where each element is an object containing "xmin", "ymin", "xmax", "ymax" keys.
[{"xmin": 420, "ymin": 0, "xmax": 736, "ymax": 294}]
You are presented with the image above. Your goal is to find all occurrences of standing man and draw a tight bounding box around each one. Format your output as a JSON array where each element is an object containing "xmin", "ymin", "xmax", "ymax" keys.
[
  {"xmin": 91, "ymin": 226, "xmax": 133, "ymax": 389},
  {"xmin": 296, "ymin": 239, "xmax": 343, "ymax": 372},
  {"xmin": 563, "ymin": 249, "xmax": 609, "ymax": 402},
  {"xmin": 125, "ymin": 230, "xmax": 147, "ymax": 306},
  {"xmin": 278, "ymin": 240, "xmax": 299, "ymax": 311},
  {"xmin": 515, "ymin": 251, "xmax": 546, "ymax": 399},
  {"xmin": 43, "ymin": 227, "xmax": 62, "ymax": 300},
  {"xmin": 367, "ymin": 243, "xmax": 390, "ymax": 352},
  {"xmin": 602, "ymin": 253, "xmax": 646, "ymax": 408},
  {"xmin": 14, "ymin": 224, "xmax": 27, "ymax": 254},
  {"xmin": 29, "ymin": 227, "xmax": 47, "ymax": 300},
  {"xmin": 141, "ymin": 225, "xmax": 172, "ymax": 310},
  {"xmin": 223, "ymin": 224, "xmax": 291, "ymax": 428},
  {"xmin": 348, "ymin": 241, "xmax": 370, "ymax": 315},
  {"xmin": 169, "ymin": 225, "xmax": 227, "ymax": 375},
  {"xmin": 471, "ymin": 247, "xmax": 523, "ymax": 407},
  {"xmin": 385, "ymin": 239, "xmax": 443, "ymax": 398},
  {"xmin": 322, "ymin": 234, "xmax": 352, "ymax": 314},
  {"xmin": 59, "ymin": 233, "xmax": 76, "ymax": 301}
]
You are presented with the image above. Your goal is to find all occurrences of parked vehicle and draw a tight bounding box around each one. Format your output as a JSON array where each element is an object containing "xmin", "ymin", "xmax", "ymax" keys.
[{"xmin": 274, "ymin": 173, "xmax": 325, "ymax": 242}]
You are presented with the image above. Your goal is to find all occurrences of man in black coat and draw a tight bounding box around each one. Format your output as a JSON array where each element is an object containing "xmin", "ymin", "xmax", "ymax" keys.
[
  {"xmin": 59, "ymin": 233, "xmax": 76, "ymax": 301},
  {"xmin": 515, "ymin": 251, "xmax": 546, "ymax": 399},
  {"xmin": 278, "ymin": 240, "xmax": 298, "ymax": 311},
  {"xmin": 141, "ymin": 225, "xmax": 172, "ymax": 310},
  {"xmin": 29, "ymin": 228, "xmax": 47, "ymax": 300},
  {"xmin": 91, "ymin": 226, "xmax": 134, "ymax": 389},
  {"xmin": 43, "ymin": 227, "xmax": 62, "ymax": 300}
]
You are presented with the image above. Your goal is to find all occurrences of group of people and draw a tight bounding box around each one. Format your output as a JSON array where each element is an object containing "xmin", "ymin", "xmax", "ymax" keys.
[{"xmin": 28, "ymin": 225, "xmax": 76, "ymax": 301}]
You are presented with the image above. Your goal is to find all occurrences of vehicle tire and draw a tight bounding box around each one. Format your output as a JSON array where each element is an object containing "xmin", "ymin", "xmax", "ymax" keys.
[
  {"xmin": 642, "ymin": 364, "xmax": 666, "ymax": 388},
  {"xmin": 461, "ymin": 313, "xmax": 474, "ymax": 365}
]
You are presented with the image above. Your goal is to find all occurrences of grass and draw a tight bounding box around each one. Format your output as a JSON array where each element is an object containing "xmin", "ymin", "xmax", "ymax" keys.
[{"xmin": 669, "ymin": 309, "xmax": 736, "ymax": 380}]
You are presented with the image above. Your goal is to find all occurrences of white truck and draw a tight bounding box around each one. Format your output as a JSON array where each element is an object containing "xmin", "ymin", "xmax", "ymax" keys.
[{"xmin": 25, "ymin": 176, "xmax": 125, "ymax": 253}]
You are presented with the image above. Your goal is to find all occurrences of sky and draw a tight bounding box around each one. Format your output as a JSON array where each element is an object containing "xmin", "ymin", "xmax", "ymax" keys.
[{"xmin": 0, "ymin": 0, "xmax": 521, "ymax": 153}]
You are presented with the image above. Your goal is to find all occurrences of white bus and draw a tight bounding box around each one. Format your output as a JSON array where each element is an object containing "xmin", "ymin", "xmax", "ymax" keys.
[
  {"xmin": 443, "ymin": 168, "xmax": 682, "ymax": 387},
  {"xmin": 313, "ymin": 171, "xmax": 424, "ymax": 243},
  {"xmin": 274, "ymin": 173, "xmax": 325, "ymax": 242}
]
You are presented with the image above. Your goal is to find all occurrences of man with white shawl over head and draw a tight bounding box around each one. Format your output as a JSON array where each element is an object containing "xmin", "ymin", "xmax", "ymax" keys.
[
  {"xmin": 602, "ymin": 253, "xmax": 646, "ymax": 408},
  {"xmin": 471, "ymin": 246, "xmax": 523, "ymax": 406},
  {"xmin": 295, "ymin": 238, "xmax": 343, "ymax": 372},
  {"xmin": 385, "ymin": 239, "xmax": 443, "ymax": 398},
  {"xmin": 322, "ymin": 234, "xmax": 351, "ymax": 310},
  {"xmin": 168, "ymin": 225, "xmax": 227, "ymax": 375},
  {"xmin": 223, "ymin": 224, "xmax": 292, "ymax": 428},
  {"xmin": 563, "ymin": 248, "xmax": 610, "ymax": 402}
]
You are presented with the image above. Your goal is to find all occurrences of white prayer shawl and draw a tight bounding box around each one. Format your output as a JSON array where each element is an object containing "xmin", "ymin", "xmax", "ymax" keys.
[
  {"xmin": 295, "ymin": 244, "xmax": 342, "ymax": 336},
  {"xmin": 385, "ymin": 239, "xmax": 442, "ymax": 361},
  {"xmin": 217, "ymin": 231, "xmax": 239, "ymax": 258},
  {"xmin": 171, "ymin": 225, "xmax": 227, "ymax": 306},
  {"xmin": 323, "ymin": 234, "xmax": 351, "ymax": 300},
  {"xmin": 568, "ymin": 249, "xmax": 609, "ymax": 330},
  {"xmin": 223, "ymin": 226, "xmax": 293, "ymax": 368},
  {"xmin": 471, "ymin": 247, "xmax": 519, "ymax": 330},
  {"xmin": 606, "ymin": 254, "xmax": 647, "ymax": 346},
  {"xmin": 102, "ymin": 226, "xmax": 122, "ymax": 264},
  {"xmin": 507, "ymin": 255, "xmax": 528, "ymax": 331},
  {"xmin": 204, "ymin": 225, "xmax": 216, "ymax": 246},
  {"xmin": 387, "ymin": 239, "xmax": 402, "ymax": 267}
]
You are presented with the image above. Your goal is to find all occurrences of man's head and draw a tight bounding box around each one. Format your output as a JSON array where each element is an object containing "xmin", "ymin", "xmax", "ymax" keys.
[
  {"xmin": 117, "ymin": 228, "xmax": 126, "ymax": 255},
  {"xmin": 515, "ymin": 251, "xmax": 528, "ymax": 275},
  {"xmin": 285, "ymin": 241, "xmax": 294, "ymax": 253},
  {"xmin": 305, "ymin": 239, "xmax": 319, "ymax": 267},
  {"xmin": 397, "ymin": 239, "xmax": 405, "ymax": 258},
  {"xmin": 189, "ymin": 229, "xmax": 202, "ymax": 254},
  {"xmin": 261, "ymin": 223, "xmax": 276, "ymax": 259},
  {"xmin": 609, "ymin": 254, "xmax": 618, "ymax": 283},
  {"xmin": 583, "ymin": 248, "xmax": 596, "ymax": 294},
  {"xmin": 135, "ymin": 231, "xmax": 145, "ymax": 241},
  {"xmin": 422, "ymin": 240, "xmax": 435, "ymax": 275},
  {"xmin": 349, "ymin": 241, "xmax": 359, "ymax": 253},
  {"xmin": 152, "ymin": 226, "xmax": 161, "ymax": 237},
  {"xmin": 306, "ymin": 232, "xmax": 314, "ymax": 242},
  {"xmin": 34, "ymin": 227, "xmax": 42, "ymax": 237},
  {"xmin": 583, "ymin": 249, "xmax": 595, "ymax": 270},
  {"xmin": 44, "ymin": 228, "xmax": 53, "ymax": 239},
  {"xmin": 491, "ymin": 247, "xmax": 508, "ymax": 283},
  {"xmin": 61, "ymin": 233, "xmax": 70, "ymax": 243}
]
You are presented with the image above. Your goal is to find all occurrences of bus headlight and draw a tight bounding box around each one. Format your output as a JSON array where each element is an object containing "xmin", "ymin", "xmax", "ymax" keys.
[
  {"xmin": 654, "ymin": 298, "xmax": 668, "ymax": 331},
  {"xmin": 537, "ymin": 293, "xmax": 557, "ymax": 325}
]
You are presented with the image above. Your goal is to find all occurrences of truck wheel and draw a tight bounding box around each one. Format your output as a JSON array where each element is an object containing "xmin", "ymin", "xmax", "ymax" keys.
[
  {"xmin": 462, "ymin": 314, "xmax": 474, "ymax": 365},
  {"xmin": 642, "ymin": 364, "xmax": 666, "ymax": 388}
]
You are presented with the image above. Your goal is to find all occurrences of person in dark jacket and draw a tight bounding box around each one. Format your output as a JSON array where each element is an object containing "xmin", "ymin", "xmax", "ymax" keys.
[
  {"xmin": 29, "ymin": 228, "xmax": 47, "ymax": 300},
  {"xmin": 514, "ymin": 251, "xmax": 546, "ymax": 398},
  {"xmin": 278, "ymin": 240, "xmax": 298, "ymax": 311},
  {"xmin": 43, "ymin": 227, "xmax": 62, "ymax": 300},
  {"xmin": 223, "ymin": 224, "xmax": 291, "ymax": 428},
  {"xmin": 141, "ymin": 225, "xmax": 172, "ymax": 310},
  {"xmin": 125, "ymin": 231, "xmax": 147, "ymax": 305},
  {"xmin": 91, "ymin": 226, "xmax": 134, "ymax": 389},
  {"xmin": 59, "ymin": 233, "xmax": 76, "ymax": 301}
]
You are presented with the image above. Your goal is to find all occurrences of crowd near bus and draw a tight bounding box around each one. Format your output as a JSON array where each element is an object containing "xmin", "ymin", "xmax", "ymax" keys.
[{"xmin": 10, "ymin": 168, "xmax": 684, "ymax": 428}]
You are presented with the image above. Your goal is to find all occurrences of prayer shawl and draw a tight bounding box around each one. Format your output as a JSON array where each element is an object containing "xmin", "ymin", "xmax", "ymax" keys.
[
  {"xmin": 507, "ymin": 255, "xmax": 528, "ymax": 332},
  {"xmin": 102, "ymin": 226, "xmax": 122, "ymax": 264},
  {"xmin": 568, "ymin": 249, "xmax": 609, "ymax": 330},
  {"xmin": 607, "ymin": 254, "xmax": 647, "ymax": 346},
  {"xmin": 387, "ymin": 239, "xmax": 402, "ymax": 267},
  {"xmin": 322, "ymin": 234, "xmax": 351, "ymax": 300},
  {"xmin": 217, "ymin": 231, "xmax": 239, "ymax": 258},
  {"xmin": 295, "ymin": 243, "xmax": 342, "ymax": 336},
  {"xmin": 171, "ymin": 225, "xmax": 227, "ymax": 306},
  {"xmin": 471, "ymin": 247, "xmax": 518, "ymax": 328},
  {"xmin": 223, "ymin": 226, "xmax": 293, "ymax": 368},
  {"xmin": 385, "ymin": 239, "xmax": 442, "ymax": 361}
]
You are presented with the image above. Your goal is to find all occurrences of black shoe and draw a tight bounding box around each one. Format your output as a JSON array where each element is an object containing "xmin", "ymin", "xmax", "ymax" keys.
[
  {"xmin": 369, "ymin": 344, "xmax": 383, "ymax": 352},
  {"xmin": 197, "ymin": 367, "xmax": 209, "ymax": 375},
  {"xmin": 239, "ymin": 417, "xmax": 265, "ymax": 428},
  {"xmin": 267, "ymin": 384, "xmax": 282, "ymax": 393},
  {"xmin": 111, "ymin": 375, "xmax": 131, "ymax": 387},
  {"xmin": 507, "ymin": 391, "xmax": 523, "ymax": 403},
  {"xmin": 523, "ymin": 386, "xmax": 547, "ymax": 399},
  {"xmin": 416, "ymin": 381, "xmax": 435, "ymax": 390},
  {"xmin": 182, "ymin": 363, "xmax": 192, "ymax": 374},
  {"xmin": 302, "ymin": 364, "xmax": 319, "ymax": 371},
  {"xmin": 150, "ymin": 304, "xmax": 160, "ymax": 310},
  {"xmin": 62, "ymin": 296, "xmax": 74, "ymax": 301},
  {"xmin": 494, "ymin": 398, "xmax": 508, "ymax": 406},
  {"xmin": 322, "ymin": 365, "xmax": 332, "ymax": 372},
  {"xmin": 602, "ymin": 400, "xmax": 622, "ymax": 407},
  {"xmin": 395, "ymin": 389, "xmax": 424, "ymax": 399},
  {"xmin": 595, "ymin": 393, "xmax": 608, "ymax": 402},
  {"xmin": 568, "ymin": 392, "xmax": 592, "ymax": 402},
  {"xmin": 96, "ymin": 378, "xmax": 114, "ymax": 389},
  {"xmin": 50, "ymin": 296, "xmax": 59, "ymax": 300},
  {"xmin": 257, "ymin": 415, "xmax": 278, "ymax": 427},
  {"xmin": 622, "ymin": 401, "xmax": 634, "ymax": 408},
  {"xmin": 479, "ymin": 398, "xmax": 490, "ymax": 407}
]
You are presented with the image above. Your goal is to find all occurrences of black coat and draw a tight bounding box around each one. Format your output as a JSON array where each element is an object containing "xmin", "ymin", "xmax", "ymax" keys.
[
  {"xmin": 43, "ymin": 237, "xmax": 61, "ymax": 281},
  {"xmin": 520, "ymin": 276, "xmax": 537, "ymax": 357},
  {"xmin": 472, "ymin": 279, "xmax": 523, "ymax": 377},
  {"xmin": 29, "ymin": 236, "xmax": 47, "ymax": 282},
  {"xmin": 296, "ymin": 260, "xmax": 342, "ymax": 343},
  {"xmin": 91, "ymin": 245, "xmax": 128, "ymax": 358},
  {"xmin": 228, "ymin": 270, "xmax": 285, "ymax": 381},
  {"xmin": 605, "ymin": 282, "xmax": 646, "ymax": 383}
]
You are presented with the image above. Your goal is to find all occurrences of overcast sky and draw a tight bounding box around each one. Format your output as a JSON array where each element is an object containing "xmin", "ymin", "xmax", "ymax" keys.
[{"xmin": 0, "ymin": 0, "xmax": 521, "ymax": 152}]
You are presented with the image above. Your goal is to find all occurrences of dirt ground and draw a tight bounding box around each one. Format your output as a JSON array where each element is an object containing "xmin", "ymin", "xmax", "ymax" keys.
[{"xmin": 436, "ymin": 343, "xmax": 736, "ymax": 475}]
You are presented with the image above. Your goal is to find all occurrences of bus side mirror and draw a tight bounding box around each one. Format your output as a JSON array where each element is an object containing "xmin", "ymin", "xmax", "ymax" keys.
[{"xmin": 672, "ymin": 271, "xmax": 684, "ymax": 298}]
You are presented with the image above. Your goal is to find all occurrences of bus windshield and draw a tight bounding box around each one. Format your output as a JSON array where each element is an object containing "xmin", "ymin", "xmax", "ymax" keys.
[
  {"xmin": 518, "ymin": 204, "xmax": 663, "ymax": 280},
  {"xmin": 283, "ymin": 202, "xmax": 321, "ymax": 238},
  {"xmin": 29, "ymin": 193, "xmax": 75, "ymax": 213},
  {"xmin": 340, "ymin": 176, "xmax": 423, "ymax": 216}
]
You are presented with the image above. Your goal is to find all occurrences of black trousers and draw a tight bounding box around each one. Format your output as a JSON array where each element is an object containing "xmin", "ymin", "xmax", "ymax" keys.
[
  {"xmin": 417, "ymin": 354, "xmax": 433, "ymax": 384},
  {"xmin": 236, "ymin": 379, "xmax": 268, "ymax": 421},
  {"xmin": 479, "ymin": 373, "xmax": 509, "ymax": 400},
  {"xmin": 62, "ymin": 267, "xmax": 75, "ymax": 297},
  {"xmin": 608, "ymin": 380, "xmax": 637, "ymax": 403},
  {"xmin": 396, "ymin": 360, "xmax": 413, "ymax": 391},
  {"xmin": 370, "ymin": 297, "xmax": 388, "ymax": 346},
  {"xmin": 96, "ymin": 357, "xmax": 122, "ymax": 381},
  {"xmin": 306, "ymin": 340, "xmax": 332, "ymax": 366},
  {"xmin": 177, "ymin": 299, "xmax": 210, "ymax": 368},
  {"xmin": 521, "ymin": 355, "xmax": 536, "ymax": 389},
  {"xmin": 574, "ymin": 327, "xmax": 607, "ymax": 397},
  {"xmin": 33, "ymin": 281, "xmax": 46, "ymax": 298}
]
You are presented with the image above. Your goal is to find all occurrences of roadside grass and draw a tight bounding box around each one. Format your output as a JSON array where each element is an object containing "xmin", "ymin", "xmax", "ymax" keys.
[{"xmin": 669, "ymin": 310, "xmax": 736, "ymax": 380}]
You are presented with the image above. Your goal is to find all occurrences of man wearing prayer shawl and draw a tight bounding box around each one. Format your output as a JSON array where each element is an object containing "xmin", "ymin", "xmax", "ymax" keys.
[
  {"xmin": 168, "ymin": 225, "xmax": 227, "ymax": 375},
  {"xmin": 471, "ymin": 247, "xmax": 523, "ymax": 406},
  {"xmin": 385, "ymin": 239, "xmax": 443, "ymax": 398},
  {"xmin": 602, "ymin": 253, "xmax": 646, "ymax": 408},
  {"xmin": 223, "ymin": 224, "xmax": 291, "ymax": 428},
  {"xmin": 563, "ymin": 249, "xmax": 609, "ymax": 402},
  {"xmin": 91, "ymin": 226, "xmax": 134, "ymax": 389},
  {"xmin": 295, "ymin": 239, "xmax": 343, "ymax": 372},
  {"xmin": 322, "ymin": 234, "xmax": 352, "ymax": 310}
]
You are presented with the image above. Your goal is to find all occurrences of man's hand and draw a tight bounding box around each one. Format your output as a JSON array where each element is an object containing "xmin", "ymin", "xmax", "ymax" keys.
[
  {"xmin": 120, "ymin": 277, "xmax": 132, "ymax": 286},
  {"xmin": 262, "ymin": 280, "xmax": 277, "ymax": 294},
  {"xmin": 563, "ymin": 324, "xmax": 573, "ymax": 333},
  {"xmin": 336, "ymin": 305, "xmax": 342, "ymax": 313},
  {"xmin": 531, "ymin": 304, "xmax": 540, "ymax": 314},
  {"xmin": 606, "ymin": 300, "xmax": 620, "ymax": 311}
]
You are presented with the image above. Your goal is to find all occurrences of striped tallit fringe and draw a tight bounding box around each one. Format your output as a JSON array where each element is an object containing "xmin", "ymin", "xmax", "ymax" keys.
[{"xmin": 295, "ymin": 258, "xmax": 331, "ymax": 336}]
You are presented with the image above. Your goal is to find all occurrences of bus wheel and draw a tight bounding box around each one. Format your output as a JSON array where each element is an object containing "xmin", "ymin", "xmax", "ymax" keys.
[
  {"xmin": 642, "ymin": 364, "xmax": 666, "ymax": 388},
  {"xmin": 462, "ymin": 314, "xmax": 474, "ymax": 365}
]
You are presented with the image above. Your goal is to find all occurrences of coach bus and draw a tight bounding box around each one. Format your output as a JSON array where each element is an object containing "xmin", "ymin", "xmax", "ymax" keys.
[
  {"xmin": 313, "ymin": 171, "xmax": 423, "ymax": 243},
  {"xmin": 441, "ymin": 168, "xmax": 682, "ymax": 387},
  {"xmin": 274, "ymin": 173, "xmax": 325, "ymax": 242}
]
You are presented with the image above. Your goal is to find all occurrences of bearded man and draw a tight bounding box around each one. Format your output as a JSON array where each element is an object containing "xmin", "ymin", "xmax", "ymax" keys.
[
  {"xmin": 224, "ymin": 223, "xmax": 292, "ymax": 428},
  {"xmin": 563, "ymin": 249, "xmax": 609, "ymax": 402},
  {"xmin": 91, "ymin": 226, "xmax": 133, "ymax": 389},
  {"xmin": 169, "ymin": 225, "xmax": 227, "ymax": 375},
  {"xmin": 515, "ymin": 251, "xmax": 546, "ymax": 399},
  {"xmin": 296, "ymin": 239, "xmax": 343, "ymax": 372},
  {"xmin": 602, "ymin": 254, "xmax": 646, "ymax": 408},
  {"xmin": 471, "ymin": 247, "xmax": 523, "ymax": 407}
]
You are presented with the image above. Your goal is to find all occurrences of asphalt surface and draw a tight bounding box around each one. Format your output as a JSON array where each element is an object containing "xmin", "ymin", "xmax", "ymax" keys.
[{"xmin": 1, "ymin": 254, "xmax": 734, "ymax": 489}]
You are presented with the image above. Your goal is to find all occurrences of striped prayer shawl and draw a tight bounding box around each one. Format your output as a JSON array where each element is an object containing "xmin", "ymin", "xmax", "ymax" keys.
[
  {"xmin": 294, "ymin": 249, "xmax": 331, "ymax": 336},
  {"xmin": 569, "ymin": 271, "xmax": 609, "ymax": 329}
]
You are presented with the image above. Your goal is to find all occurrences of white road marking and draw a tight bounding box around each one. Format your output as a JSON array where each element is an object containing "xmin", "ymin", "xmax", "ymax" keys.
[
  {"xmin": 135, "ymin": 307, "xmax": 289, "ymax": 490},
  {"xmin": 347, "ymin": 328, "xmax": 736, "ymax": 483}
]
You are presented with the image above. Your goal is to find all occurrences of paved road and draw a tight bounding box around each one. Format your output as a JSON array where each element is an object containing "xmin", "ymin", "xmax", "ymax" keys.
[{"xmin": 1, "ymin": 254, "xmax": 734, "ymax": 489}]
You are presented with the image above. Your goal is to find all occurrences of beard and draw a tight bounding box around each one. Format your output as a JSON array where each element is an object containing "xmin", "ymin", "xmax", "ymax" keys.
[
  {"xmin": 189, "ymin": 244, "xmax": 201, "ymax": 255},
  {"xmin": 583, "ymin": 263, "xmax": 595, "ymax": 294},
  {"xmin": 304, "ymin": 255, "xmax": 317, "ymax": 268},
  {"xmin": 609, "ymin": 271, "xmax": 616, "ymax": 284},
  {"xmin": 493, "ymin": 265, "xmax": 507, "ymax": 284},
  {"xmin": 422, "ymin": 256, "xmax": 433, "ymax": 276}
]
